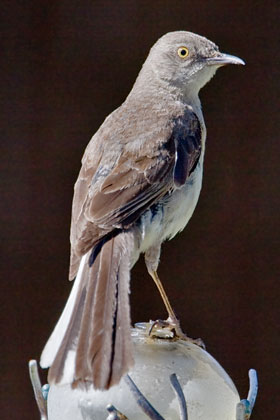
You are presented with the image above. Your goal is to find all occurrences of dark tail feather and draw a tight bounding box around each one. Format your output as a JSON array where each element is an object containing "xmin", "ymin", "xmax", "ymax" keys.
[{"xmin": 46, "ymin": 231, "xmax": 134, "ymax": 390}]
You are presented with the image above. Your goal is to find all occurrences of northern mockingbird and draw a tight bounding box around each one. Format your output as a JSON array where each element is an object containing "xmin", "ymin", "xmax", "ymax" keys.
[{"xmin": 40, "ymin": 31, "xmax": 244, "ymax": 390}]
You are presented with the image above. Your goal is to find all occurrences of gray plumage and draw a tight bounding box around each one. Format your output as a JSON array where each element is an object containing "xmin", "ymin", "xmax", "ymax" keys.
[{"xmin": 40, "ymin": 31, "xmax": 244, "ymax": 389}]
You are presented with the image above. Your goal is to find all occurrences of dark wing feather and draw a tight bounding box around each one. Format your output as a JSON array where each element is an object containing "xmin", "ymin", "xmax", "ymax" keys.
[{"xmin": 172, "ymin": 109, "xmax": 202, "ymax": 187}]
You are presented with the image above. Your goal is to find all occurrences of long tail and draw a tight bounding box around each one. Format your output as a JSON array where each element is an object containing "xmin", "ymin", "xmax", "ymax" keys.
[{"xmin": 40, "ymin": 232, "xmax": 134, "ymax": 389}]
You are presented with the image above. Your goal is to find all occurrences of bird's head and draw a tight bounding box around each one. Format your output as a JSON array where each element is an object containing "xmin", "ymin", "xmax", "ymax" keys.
[{"xmin": 145, "ymin": 31, "xmax": 245, "ymax": 95}]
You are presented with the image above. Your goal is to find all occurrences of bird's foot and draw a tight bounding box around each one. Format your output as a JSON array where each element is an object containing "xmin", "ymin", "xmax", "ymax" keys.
[{"xmin": 148, "ymin": 317, "xmax": 205, "ymax": 349}]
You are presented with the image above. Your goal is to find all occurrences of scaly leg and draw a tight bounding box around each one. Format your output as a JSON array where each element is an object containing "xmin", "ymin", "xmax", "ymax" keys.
[
  {"xmin": 148, "ymin": 269, "xmax": 185, "ymax": 338},
  {"xmin": 148, "ymin": 271, "xmax": 204, "ymax": 347},
  {"xmin": 145, "ymin": 246, "xmax": 204, "ymax": 347}
]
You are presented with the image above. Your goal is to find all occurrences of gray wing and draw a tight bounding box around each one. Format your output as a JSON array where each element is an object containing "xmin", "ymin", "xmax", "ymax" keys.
[{"xmin": 69, "ymin": 107, "xmax": 201, "ymax": 278}]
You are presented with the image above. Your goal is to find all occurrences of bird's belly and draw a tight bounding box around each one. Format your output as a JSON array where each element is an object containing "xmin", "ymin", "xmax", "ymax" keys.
[
  {"xmin": 162, "ymin": 169, "xmax": 203, "ymax": 240},
  {"xmin": 138, "ymin": 162, "xmax": 203, "ymax": 253}
]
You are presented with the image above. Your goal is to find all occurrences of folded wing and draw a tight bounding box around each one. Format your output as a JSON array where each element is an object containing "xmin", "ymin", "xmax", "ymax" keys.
[{"xmin": 70, "ymin": 107, "xmax": 201, "ymax": 279}]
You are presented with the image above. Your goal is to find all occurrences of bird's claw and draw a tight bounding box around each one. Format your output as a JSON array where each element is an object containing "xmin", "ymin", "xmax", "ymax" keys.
[
  {"xmin": 148, "ymin": 318, "xmax": 205, "ymax": 349},
  {"xmin": 148, "ymin": 319, "xmax": 174, "ymax": 337}
]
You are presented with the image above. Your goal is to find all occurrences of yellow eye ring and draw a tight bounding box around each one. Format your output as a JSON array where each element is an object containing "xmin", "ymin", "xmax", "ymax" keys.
[{"xmin": 177, "ymin": 46, "xmax": 189, "ymax": 59}]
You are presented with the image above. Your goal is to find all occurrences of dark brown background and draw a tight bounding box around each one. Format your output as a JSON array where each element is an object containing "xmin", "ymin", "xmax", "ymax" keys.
[{"xmin": 1, "ymin": 1, "xmax": 279, "ymax": 419}]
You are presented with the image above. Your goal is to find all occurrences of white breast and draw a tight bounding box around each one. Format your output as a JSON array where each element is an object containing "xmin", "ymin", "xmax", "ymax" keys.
[
  {"xmin": 162, "ymin": 160, "xmax": 203, "ymax": 240},
  {"xmin": 138, "ymin": 156, "xmax": 204, "ymax": 254}
]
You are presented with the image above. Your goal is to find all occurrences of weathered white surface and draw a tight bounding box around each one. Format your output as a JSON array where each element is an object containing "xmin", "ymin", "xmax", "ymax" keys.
[{"xmin": 47, "ymin": 324, "xmax": 240, "ymax": 420}]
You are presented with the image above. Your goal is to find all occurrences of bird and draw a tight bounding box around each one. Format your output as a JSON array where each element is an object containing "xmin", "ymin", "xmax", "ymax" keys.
[{"xmin": 40, "ymin": 31, "xmax": 244, "ymax": 390}]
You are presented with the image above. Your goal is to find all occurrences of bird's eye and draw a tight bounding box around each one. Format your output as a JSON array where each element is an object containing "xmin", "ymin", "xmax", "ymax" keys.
[{"xmin": 177, "ymin": 46, "xmax": 189, "ymax": 59}]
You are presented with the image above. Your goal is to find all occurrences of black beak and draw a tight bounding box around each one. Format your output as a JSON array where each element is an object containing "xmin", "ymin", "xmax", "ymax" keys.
[{"xmin": 206, "ymin": 53, "xmax": 245, "ymax": 66}]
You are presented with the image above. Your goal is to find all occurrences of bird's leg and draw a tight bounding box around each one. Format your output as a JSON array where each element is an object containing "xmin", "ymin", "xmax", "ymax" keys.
[
  {"xmin": 148, "ymin": 269, "xmax": 185, "ymax": 338},
  {"xmin": 148, "ymin": 269, "xmax": 205, "ymax": 348},
  {"xmin": 145, "ymin": 246, "xmax": 183, "ymax": 337},
  {"xmin": 144, "ymin": 247, "xmax": 204, "ymax": 347},
  {"xmin": 150, "ymin": 270, "xmax": 176, "ymax": 320}
]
